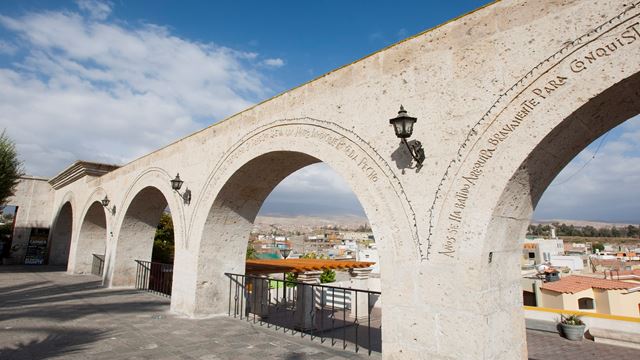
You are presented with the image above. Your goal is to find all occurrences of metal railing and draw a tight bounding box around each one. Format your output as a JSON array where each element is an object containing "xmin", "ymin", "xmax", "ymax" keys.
[
  {"xmin": 135, "ymin": 260, "xmax": 173, "ymax": 297},
  {"xmin": 91, "ymin": 254, "xmax": 105, "ymax": 276},
  {"xmin": 225, "ymin": 272, "xmax": 381, "ymax": 355}
]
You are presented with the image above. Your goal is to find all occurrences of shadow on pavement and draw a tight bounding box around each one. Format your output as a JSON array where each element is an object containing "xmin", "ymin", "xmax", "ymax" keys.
[{"xmin": 0, "ymin": 327, "xmax": 108, "ymax": 360}]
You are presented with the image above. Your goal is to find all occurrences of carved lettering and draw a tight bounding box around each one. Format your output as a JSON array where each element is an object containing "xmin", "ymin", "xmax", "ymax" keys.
[{"xmin": 440, "ymin": 18, "xmax": 640, "ymax": 257}]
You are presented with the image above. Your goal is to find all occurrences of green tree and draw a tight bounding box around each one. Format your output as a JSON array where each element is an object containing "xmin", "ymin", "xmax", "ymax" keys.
[
  {"xmin": 582, "ymin": 226, "xmax": 597, "ymax": 237},
  {"xmin": 611, "ymin": 226, "xmax": 621, "ymax": 237},
  {"xmin": 320, "ymin": 269, "xmax": 336, "ymax": 283},
  {"xmin": 0, "ymin": 131, "xmax": 23, "ymax": 205},
  {"xmin": 246, "ymin": 243, "xmax": 257, "ymax": 259},
  {"xmin": 592, "ymin": 242, "xmax": 605, "ymax": 253},
  {"xmin": 152, "ymin": 212, "xmax": 174, "ymax": 263},
  {"xmin": 285, "ymin": 272, "xmax": 297, "ymax": 287}
]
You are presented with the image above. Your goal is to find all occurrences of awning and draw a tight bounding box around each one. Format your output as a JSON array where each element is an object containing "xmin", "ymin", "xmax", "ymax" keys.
[{"xmin": 245, "ymin": 258, "xmax": 375, "ymax": 275}]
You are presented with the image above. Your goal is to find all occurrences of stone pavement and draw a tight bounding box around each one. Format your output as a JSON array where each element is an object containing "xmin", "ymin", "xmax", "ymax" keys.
[{"xmin": 0, "ymin": 266, "xmax": 638, "ymax": 360}]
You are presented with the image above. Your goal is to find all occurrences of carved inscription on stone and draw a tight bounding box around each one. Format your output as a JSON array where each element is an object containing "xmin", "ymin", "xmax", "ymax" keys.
[
  {"xmin": 250, "ymin": 125, "xmax": 380, "ymax": 183},
  {"xmin": 436, "ymin": 17, "xmax": 640, "ymax": 258}
]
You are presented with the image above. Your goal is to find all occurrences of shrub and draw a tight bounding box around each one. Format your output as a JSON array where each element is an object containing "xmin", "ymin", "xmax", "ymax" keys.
[{"xmin": 560, "ymin": 314, "xmax": 584, "ymax": 326}]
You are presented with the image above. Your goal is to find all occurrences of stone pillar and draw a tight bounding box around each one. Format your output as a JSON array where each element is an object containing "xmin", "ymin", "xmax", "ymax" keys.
[
  {"xmin": 294, "ymin": 270, "xmax": 321, "ymax": 331},
  {"xmin": 349, "ymin": 267, "xmax": 373, "ymax": 321},
  {"xmin": 249, "ymin": 275, "xmax": 270, "ymax": 317}
]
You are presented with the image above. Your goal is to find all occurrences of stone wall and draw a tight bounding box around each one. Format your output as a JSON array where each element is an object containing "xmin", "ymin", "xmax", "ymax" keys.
[{"xmin": 4, "ymin": 177, "xmax": 53, "ymax": 264}]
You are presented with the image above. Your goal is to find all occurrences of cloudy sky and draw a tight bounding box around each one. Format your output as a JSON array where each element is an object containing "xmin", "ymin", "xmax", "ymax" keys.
[{"xmin": 0, "ymin": 1, "xmax": 637, "ymax": 223}]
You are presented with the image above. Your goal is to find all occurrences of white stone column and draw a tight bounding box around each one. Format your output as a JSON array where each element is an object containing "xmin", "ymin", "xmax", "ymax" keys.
[
  {"xmin": 249, "ymin": 275, "xmax": 270, "ymax": 317},
  {"xmin": 349, "ymin": 267, "xmax": 373, "ymax": 321},
  {"xmin": 294, "ymin": 270, "xmax": 321, "ymax": 330}
]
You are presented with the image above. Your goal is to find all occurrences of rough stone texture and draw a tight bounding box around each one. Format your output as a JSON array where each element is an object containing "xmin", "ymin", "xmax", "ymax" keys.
[
  {"xmin": 0, "ymin": 267, "xmax": 375, "ymax": 360},
  {"xmin": 4, "ymin": 176, "xmax": 54, "ymax": 264},
  {"xmin": 8, "ymin": 1, "xmax": 640, "ymax": 359}
]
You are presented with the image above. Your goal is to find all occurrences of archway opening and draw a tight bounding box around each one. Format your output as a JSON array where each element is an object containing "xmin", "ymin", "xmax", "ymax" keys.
[
  {"xmin": 110, "ymin": 186, "xmax": 174, "ymax": 292},
  {"xmin": 74, "ymin": 201, "xmax": 108, "ymax": 275},
  {"xmin": 487, "ymin": 72, "xmax": 640, "ymax": 333},
  {"xmin": 49, "ymin": 202, "xmax": 73, "ymax": 266},
  {"xmin": 200, "ymin": 151, "xmax": 381, "ymax": 354}
]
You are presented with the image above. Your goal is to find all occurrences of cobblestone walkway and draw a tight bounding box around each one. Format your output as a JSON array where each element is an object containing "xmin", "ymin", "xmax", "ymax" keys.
[{"xmin": 0, "ymin": 266, "xmax": 637, "ymax": 359}]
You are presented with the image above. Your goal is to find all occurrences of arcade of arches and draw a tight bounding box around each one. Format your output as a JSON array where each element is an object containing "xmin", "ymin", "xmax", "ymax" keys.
[{"xmin": 7, "ymin": 1, "xmax": 640, "ymax": 359}]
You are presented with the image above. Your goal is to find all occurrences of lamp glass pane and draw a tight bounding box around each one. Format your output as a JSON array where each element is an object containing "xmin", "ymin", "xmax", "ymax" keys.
[
  {"xmin": 404, "ymin": 120, "xmax": 414, "ymax": 137},
  {"xmin": 393, "ymin": 121, "xmax": 404, "ymax": 137}
]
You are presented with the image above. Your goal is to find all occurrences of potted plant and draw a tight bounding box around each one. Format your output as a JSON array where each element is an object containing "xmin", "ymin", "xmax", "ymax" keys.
[{"xmin": 559, "ymin": 314, "xmax": 586, "ymax": 341}]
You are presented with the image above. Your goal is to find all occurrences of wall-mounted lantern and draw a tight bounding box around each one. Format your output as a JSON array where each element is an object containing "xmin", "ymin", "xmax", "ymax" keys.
[
  {"xmin": 389, "ymin": 105, "xmax": 425, "ymax": 168},
  {"xmin": 101, "ymin": 195, "xmax": 116, "ymax": 215},
  {"xmin": 280, "ymin": 248, "xmax": 292, "ymax": 259},
  {"xmin": 171, "ymin": 173, "xmax": 191, "ymax": 205}
]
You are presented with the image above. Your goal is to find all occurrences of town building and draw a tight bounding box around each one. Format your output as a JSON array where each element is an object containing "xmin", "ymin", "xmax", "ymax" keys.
[{"xmin": 539, "ymin": 275, "xmax": 640, "ymax": 317}]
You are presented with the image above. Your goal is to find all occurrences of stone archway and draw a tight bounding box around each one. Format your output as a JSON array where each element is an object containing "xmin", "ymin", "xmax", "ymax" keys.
[
  {"xmin": 49, "ymin": 202, "xmax": 73, "ymax": 266},
  {"xmin": 417, "ymin": 8, "xmax": 640, "ymax": 359},
  {"xmin": 173, "ymin": 119, "xmax": 421, "ymax": 327},
  {"xmin": 70, "ymin": 201, "xmax": 108, "ymax": 275},
  {"xmin": 109, "ymin": 186, "xmax": 169, "ymax": 287}
]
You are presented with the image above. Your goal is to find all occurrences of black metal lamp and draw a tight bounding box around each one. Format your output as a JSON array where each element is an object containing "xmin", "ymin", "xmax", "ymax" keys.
[
  {"xmin": 171, "ymin": 173, "xmax": 191, "ymax": 205},
  {"xmin": 281, "ymin": 248, "xmax": 292, "ymax": 259},
  {"xmin": 171, "ymin": 173, "xmax": 184, "ymax": 191},
  {"xmin": 101, "ymin": 195, "xmax": 116, "ymax": 215},
  {"xmin": 389, "ymin": 105, "xmax": 425, "ymax": 167}
]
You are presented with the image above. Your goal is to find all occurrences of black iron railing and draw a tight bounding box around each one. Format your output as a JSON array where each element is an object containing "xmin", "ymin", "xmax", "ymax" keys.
[
  {"xmin": 225, "ymin": 272, "xmax": 381, "ymax": 355},
  {"xmin": 91, "ymin": 254, "xmax": 105, "ymax": 276},
  {"xmin": 135, "ymin": 260, "xmax": 173, "ymax": 297}
]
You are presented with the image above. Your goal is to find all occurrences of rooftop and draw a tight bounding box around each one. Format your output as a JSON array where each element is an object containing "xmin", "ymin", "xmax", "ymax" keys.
[
  {"xmin": 245, "ymin": 258, "xmax": 375, "ymax": 275},
  {"xmin": 541, "ymin": 275, "xmax": 637, "ymax": 294}
]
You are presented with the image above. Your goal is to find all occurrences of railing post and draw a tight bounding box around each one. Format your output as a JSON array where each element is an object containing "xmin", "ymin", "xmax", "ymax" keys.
[
  {"xmin": 294, "ymin": 270, "xmax": 321, "ymax": 331},
  {"xmin": 249, "ymin": 274, "xmax": 270, "ymax": 318},
  {"xmin": 349, "ymin": 267, "xmax": 373, "ymax": 321},
  {"xmin": 222, "ymin": 272, "xmax": 382, "ymax": 356}
]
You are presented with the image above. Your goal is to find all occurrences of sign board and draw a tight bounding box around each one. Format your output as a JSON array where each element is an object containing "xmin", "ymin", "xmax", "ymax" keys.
[{"xmin": 24, "ymin": 228, "xmax": 50, "ymax": 265}]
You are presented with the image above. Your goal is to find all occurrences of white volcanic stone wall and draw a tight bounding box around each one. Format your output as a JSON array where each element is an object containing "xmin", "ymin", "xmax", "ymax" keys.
[
  {"xmin": 4, "ymin": 176, "xmax": 53, "ymax": 264},
  {"xmin": 11, "ymin": 1, "xmax": 640, "ymax": 358}
]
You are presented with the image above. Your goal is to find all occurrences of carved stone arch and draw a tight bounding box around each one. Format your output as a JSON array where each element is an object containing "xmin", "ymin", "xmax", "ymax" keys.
[
  {"xmin": 175, "ymin": 117, "xmax": 423, "ymax": 317},
  {"xmin": 428, "ymin": 5, "xmax": 640, "ymax": 260},
  {"xmin": 104, "ymin": 168, "xmax": 186, "ymax": 288},
  {"xmin": 418, "ymin": 7, "xmax": 640, "ymax": 359},
  {"xmin": 48, "ymin": 191, "xmax": 76, "ymax": 267},
  {"xmin": 67, "ymin": 187, "xmax": 111, "ymax": 275}
]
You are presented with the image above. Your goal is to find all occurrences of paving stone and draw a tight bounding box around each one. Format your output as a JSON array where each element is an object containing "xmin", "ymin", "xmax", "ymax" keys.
[{"xmin": 2, "ymin": 266, "xmax": 638, "ymax": 359}]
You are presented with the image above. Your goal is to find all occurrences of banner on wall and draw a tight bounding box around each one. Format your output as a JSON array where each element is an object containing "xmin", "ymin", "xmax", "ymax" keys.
[{"xmin": 24, "ymin": 228, "xmax": 50, "ymax": 265}]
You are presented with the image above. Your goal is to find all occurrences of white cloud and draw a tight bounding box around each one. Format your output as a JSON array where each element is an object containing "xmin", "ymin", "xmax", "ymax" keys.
[
  {"xmin": 262, "ymin": 58, "xmax": 284, "ymax": 68},
  {"xmin": 260, "ymin": 163, "xmax": 366, "ymax": 217},
  {"xmin": 535, "ymin": 115, "xmax": 640, "ymax": 222},
  {"xmin": 75, "ymin": 0, "xmax": 113, "ymax": 20},
  {"xmin": 275, "ymin": 163, "xmax": 354, "ymax": 195},
  {"xmin": 0, "ymin": 40, "xmax": 17, "ymax": 55},
  {"xmin": 0, "ymin": 4, "xmax": 276, "ymax": 176}
]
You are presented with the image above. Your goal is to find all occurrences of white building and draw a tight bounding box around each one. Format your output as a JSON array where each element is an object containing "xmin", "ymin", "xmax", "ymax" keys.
[{"xmin": 523, "ymin": 238, "xmax": 564, "ymax": 265}]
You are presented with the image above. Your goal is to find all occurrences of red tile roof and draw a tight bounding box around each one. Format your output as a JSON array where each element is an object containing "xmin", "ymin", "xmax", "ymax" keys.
[{"xmin": 541, "ymin": 275, "xmax": 636, "ymax": 294}]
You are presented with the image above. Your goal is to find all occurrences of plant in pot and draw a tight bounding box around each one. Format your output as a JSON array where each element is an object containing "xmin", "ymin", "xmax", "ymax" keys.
[{"xmin": 559, "ymin": 314, "xmax": 586, "ymax": 341}]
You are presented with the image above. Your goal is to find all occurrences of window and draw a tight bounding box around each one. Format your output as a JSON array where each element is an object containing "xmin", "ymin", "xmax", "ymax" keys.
[
  {"xmin": 578, "ymin": 297, "xmax": 595, "ymax": 310},
  {"xmin": 528, "ymin": 252, "xmax": 535, "ymax": 259}
]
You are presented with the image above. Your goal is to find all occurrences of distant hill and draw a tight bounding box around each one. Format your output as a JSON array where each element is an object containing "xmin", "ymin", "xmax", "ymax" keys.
[
  {"xmin": 254, "ymin": 214, "xmax": 369, "ymax": 232},
  {"xmin": 532, "ymin": 219, "xmax": 638, "ymax": 228}
]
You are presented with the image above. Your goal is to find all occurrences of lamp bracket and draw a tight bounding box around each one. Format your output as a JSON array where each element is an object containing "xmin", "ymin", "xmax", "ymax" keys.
[
  {"xmin": 175, "ymin": 188, "xmax": 191, "ymax": 205},
  {"xmin": 402, "ymin": 138, "xmax": 425, "ymax": 168}
]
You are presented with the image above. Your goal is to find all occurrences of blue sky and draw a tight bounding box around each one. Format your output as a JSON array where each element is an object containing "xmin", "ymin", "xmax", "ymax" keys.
[{"xmin": 0, "ymin": 0, "xmax": 638, "ymax": 223}]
